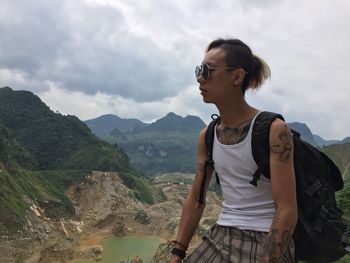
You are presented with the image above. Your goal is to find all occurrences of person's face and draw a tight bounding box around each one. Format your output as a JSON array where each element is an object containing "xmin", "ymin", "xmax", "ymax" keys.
[{"xmin": 197, "ymin": 48, "xmax": 239, "ymax": 104}]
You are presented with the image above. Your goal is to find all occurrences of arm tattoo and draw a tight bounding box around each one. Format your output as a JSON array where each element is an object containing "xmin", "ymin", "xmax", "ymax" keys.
[
  {"xmin": 261, "ymin": 207, "xmax": 293, "ymax": 263},
  {"xmin": 262, "ymin": 229, "xmax": 292, "ymax": 262},
  {"xmin": 270, "ymin": 125, "xmax": 293, "ymax": 163},
  {"xmin": 216, "ymin": 120, "xmax": 252, "ymax": 145}
]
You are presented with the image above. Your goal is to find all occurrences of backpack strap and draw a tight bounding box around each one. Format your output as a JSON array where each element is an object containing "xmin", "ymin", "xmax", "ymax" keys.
[
  {"xmin": 204, "ymin": 114, "xmax": 220, "ymax": 170},
  {"xmin": 250, "ymin": 111, "xmax": 285, "ymax": 186},
  {"xmin": 198, "ymin": 114, "xmax": 220, "ymax": 205}
]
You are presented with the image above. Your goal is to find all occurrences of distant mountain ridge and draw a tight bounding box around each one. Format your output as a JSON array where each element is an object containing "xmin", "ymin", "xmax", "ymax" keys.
[
  {"xmin": 86, "ymin": 112, "xmax": 206, "ymax": 176},
  {"xmin": 148, "ymin": 112, "xmax": 205, "ymax": 131},
  {"xmin": 85, "ymin": 114, "xmax": 148, "ymax": 136},
  {"xmin": 85, "ymin": 112, "xmax": 206, "ymax": 135},
  {"xmin": 86, "ymin": 113, "xmax": 346, "ymax": 148},
  {"xmin": 313, "ymin": 134, "xmax": 340, "ymax": 147},
  {"xmin": 288, "ymin": 122, "xmax": 317, "ymax": 146},
  {"xmin": 288, "ymin": 122, "xmax": 345, "ymax": 146}
]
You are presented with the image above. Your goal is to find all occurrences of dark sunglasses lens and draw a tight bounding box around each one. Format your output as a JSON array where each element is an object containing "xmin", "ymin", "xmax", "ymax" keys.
[
  {"xmin": 195, "ymin": 64, "xmax": 209, "ymax": 80},
  {"xmin": 195, "ymin": 65, "xmax": 202, "ymax": 79},
  {"xmin": 202, "ymin": 64, "xmax": 209, "ymax": 80}
]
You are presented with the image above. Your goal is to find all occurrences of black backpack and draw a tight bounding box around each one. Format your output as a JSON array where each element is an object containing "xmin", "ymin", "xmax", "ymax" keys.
[{"xmin": 200, "ymin": 111, "xmax": 349, "ymax": 263}]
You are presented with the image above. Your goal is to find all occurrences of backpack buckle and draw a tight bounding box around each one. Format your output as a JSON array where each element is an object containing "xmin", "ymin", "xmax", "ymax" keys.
[
  {"xmin": 305, "ymin": 179, "xmax": 322, "ymax": 196},
  {"xmin": 319, "ymin": 205, "xmax": 328, "ymax": 218}
]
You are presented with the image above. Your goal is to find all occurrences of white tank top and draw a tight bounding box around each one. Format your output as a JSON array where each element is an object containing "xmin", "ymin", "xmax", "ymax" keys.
[{"xmin": 213, "ymin": 112, "xmax": 275, "ymax": 232}]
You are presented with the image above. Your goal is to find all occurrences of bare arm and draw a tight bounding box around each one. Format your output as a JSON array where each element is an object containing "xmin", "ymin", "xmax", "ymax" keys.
[
  {"xmin": 261, "ymin": 119, "xmax": 298, "ymax": 262},
  {"xmin": 170, "ymin": 128, "xmax": 213, "ymax": 263}
]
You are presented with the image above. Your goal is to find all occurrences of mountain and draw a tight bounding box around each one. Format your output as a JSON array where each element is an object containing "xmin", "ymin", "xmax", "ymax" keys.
[
  {"xmin": 313, "ymin": 134, "xmax": 340, "ymax": 147},
  {"xmin": 0, "ymin": 122, "xmax": 38, "ymax": 169},
  {"xmin": 0, "ymin": 87, "xmax": 156, "ymax": 233},
  {"xmin": 85, "ymin": 114, "xmax": 148, "ymax": 136},
  {"xmin": 341, "ymin": 137, "xmax": 350, "ymax": 144},
  {"xmin": 87, "ymin": 112, "xmax": 206, "ymax": 176},
  {"xmin": 85, "ymin": 112, "xmax": 205, "ymax": 135},
  {"xmin": 0, "ymin": 87, "xmax": 131, "ymax": 171},
  {"xmin": 287, "ymin": 122, "xmax": 347, "ymax": 147},
  {"xmin": 145, "ymin": 112, "xmax": 205, "ymax": 132},
  {"xmin": 321, "ymin": 143, "xmax": 350, "ymax": 179},
  {"xmin": 288, "ymin": 122, "xmax": 317, "ymax": 146}
]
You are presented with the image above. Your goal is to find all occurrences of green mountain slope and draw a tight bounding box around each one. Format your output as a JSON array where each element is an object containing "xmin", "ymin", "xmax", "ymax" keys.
[
  {"xmin": 119, "ymin": 130, "xmax": 200, "ymax": 176},
  {"xmin": 321, "ymin": 143, "xmax": 350, "ymax": 180},
  {"xmin": 0, "ymin": 87, "xmax": 156, "ymax": 233},
  {"xmin": 0, "ymin": 87, "xmax": 130, "ymax": 171},
  {"xmin": 90, "ymin": 112, "xmax": 206, "ymax": 176},
  {"xmin": 0, "ymin": 169, "xmax": 83, "ymax": 233},
  {"xmin": 0, "ymin": 123, "xmax": 37, "ymax": 169},
  {"xmin": 321, "ymin": 143, "xmax": 350, "ymax": 220}
]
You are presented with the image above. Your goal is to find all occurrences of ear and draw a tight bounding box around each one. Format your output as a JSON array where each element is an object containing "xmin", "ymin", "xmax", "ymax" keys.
[{"xmin": 232, "ymin": 68, "xmax": 246, "ymax": 85}]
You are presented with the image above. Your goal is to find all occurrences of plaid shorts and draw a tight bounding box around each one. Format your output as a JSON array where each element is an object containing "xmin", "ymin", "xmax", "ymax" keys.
[{"xmin": 184, "ymin": 224, "xmax": 295, "ymax": 263}]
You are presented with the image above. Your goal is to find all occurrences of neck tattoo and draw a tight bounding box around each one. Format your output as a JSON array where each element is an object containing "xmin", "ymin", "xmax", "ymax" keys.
[{"xmin": 216, "ymin": 120, "xmax": 252, "ymax": 145}]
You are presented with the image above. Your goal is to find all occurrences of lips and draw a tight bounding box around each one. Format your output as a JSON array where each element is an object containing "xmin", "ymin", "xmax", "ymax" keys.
[{"xmin": 199, "ymin": 87, "xmax": 207, "ymax": 95}]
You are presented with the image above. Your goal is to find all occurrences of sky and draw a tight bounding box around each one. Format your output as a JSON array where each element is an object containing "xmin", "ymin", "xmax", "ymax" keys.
[{"xmin": 0, "ymin": 0, "xmax": 349, "ymax": 140}]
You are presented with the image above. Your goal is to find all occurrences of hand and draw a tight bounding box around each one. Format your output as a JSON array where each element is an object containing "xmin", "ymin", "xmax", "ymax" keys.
[{"xmin": 169, "ymin": 254, "xmax": 183, "ymax": 263}]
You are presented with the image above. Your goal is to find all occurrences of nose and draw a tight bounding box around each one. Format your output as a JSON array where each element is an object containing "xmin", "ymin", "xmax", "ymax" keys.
[{"xmin": 196, "ymin": 75, "xmax": 205, "ymax": 83}]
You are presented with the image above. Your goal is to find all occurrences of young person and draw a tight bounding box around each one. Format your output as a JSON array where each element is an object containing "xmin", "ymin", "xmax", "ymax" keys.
[{"xmin": 169, "ymin": 38, "xmax": 297, "ymax": 263}]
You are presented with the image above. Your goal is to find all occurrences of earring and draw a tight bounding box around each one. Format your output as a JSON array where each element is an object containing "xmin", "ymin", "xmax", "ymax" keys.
[{"xmin": 233, "ymin": 81, "xmax": 239, "ymax": 88}]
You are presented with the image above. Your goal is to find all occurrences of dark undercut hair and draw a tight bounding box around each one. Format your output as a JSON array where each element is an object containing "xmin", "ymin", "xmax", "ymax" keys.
[{"xmin": 207, "ymin": 38, "xmax": 271, "ymax": 94}]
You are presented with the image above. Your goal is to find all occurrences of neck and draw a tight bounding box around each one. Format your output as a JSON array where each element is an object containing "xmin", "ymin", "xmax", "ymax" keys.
[{"xmin": 216, "ymin": 94, "xmax": 258, "ymax": 128}]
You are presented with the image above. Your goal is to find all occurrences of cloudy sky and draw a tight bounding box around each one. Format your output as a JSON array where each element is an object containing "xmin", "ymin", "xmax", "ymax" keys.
[{"xmin": 0, "ymin": 0, "xmax": 349, "ymax": 139}]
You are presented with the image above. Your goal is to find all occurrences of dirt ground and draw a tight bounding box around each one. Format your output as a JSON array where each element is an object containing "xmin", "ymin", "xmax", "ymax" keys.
[{"xmin": 0, "ymin": 172, "xmax": 221, "ymax": 263}]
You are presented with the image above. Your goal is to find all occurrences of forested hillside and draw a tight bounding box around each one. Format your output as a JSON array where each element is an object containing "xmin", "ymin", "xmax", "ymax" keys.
[
  {"xmin": 0, "ymin": 87, "xmax": 155, "ymax": 233},
  {"xmin": 86, "ymin": 112, "xmax": 206, "ymax": 176},
  {"xmin": 321, "ymin": 143, "xmax": 350, "ymax": 219}
]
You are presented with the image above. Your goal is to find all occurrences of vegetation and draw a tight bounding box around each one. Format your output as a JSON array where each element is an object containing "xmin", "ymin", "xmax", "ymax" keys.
[
  {"xmin": 85, "ymin": 112, "xmax": 206, "ymax": 176},
  {"xmin": 321, "ymin": 143, "xmax": 350, "ymax": 220},
  {"xmin": 0, "ymin": 87, "xmax": 157, "ymax": 233},
  {"xmin": 0, "ymin": 123, "xmax": 38, "ymax": 169},
  {"xmin": 104, "ymin": 129, "xmax": 200, "ymax": 176},
  {"xmin": 336, "ymin": 173, "xmax": 350, "ymax": 221},
  {"xmin": 320, "ymin": 143, "xmax": 350, "ymax": 263},
  {"xmin": 0, "ymin": 169, "xmax": 86, "ymax": 232},
  {"xmin": 119, "ymin": 171, "xmax": 155, "ymax": 204},
  {"xmin": 322, "ymin": 143, "xmax": 350, "ymax": 180}
]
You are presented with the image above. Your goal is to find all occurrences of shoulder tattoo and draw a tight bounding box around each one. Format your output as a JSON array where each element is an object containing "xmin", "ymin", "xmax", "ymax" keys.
[{"xmin": 270, "ymin": 124, "xmax": 293, "ymax": 163}]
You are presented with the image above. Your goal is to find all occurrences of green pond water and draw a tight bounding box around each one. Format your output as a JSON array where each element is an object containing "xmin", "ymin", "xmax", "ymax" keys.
[{"xmin": 72, "ymin": 236, "xmax": 163, "ymax": 263}]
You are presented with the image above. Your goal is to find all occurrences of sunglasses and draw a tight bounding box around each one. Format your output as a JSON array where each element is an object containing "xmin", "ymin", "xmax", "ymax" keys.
[{"xmin": 195, "ymin": 64, "xmax": 238, "ymax": 81}]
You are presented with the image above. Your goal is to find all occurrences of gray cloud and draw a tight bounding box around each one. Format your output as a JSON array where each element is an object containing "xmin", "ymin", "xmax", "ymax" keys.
[
  {"xmin": 0, "ymin": 0, "xmax": 350, "ymax": 139},
  {"xmin": 0, "ymin": 1, "xmax": 69, "ymax": 75},
  {"xmin": 0, "ymin": 0, "xmax": 192, "ymax": 102}
]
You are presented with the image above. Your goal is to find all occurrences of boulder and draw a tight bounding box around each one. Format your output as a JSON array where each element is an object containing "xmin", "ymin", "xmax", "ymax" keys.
[
  {"xmin": 133, "ymin": 210, "xmax": 150, "ymax": 225},
  {"xmin": 112, "ymin": 222, "xmax": 126, "ymax": 236}
]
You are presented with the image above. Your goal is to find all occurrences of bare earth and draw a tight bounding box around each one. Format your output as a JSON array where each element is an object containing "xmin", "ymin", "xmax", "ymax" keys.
[{"xmin": 0, "ymin": 172, "xmax": 222, "ymax": 263}]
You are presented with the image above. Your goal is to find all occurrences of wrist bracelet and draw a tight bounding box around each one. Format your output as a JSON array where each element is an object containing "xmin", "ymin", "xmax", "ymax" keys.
[
  {"xmin": 171, "ymin": 247, "xmax": 186, "ymax": 259},
  {"xmin": 170, "ymin": 240, "xmax": 188, "ymax": 250}
]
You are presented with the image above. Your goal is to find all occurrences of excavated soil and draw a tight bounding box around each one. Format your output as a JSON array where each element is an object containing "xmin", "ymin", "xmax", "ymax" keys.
[{"xmin": 0, "ymin": 172, "xmax": 222, "ymax": 263}]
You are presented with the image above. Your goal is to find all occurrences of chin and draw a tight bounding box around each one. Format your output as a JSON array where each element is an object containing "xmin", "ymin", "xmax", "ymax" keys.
[{"xmin": 203, "ymin": 97, "xmax": 214, "ymax": 104}]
